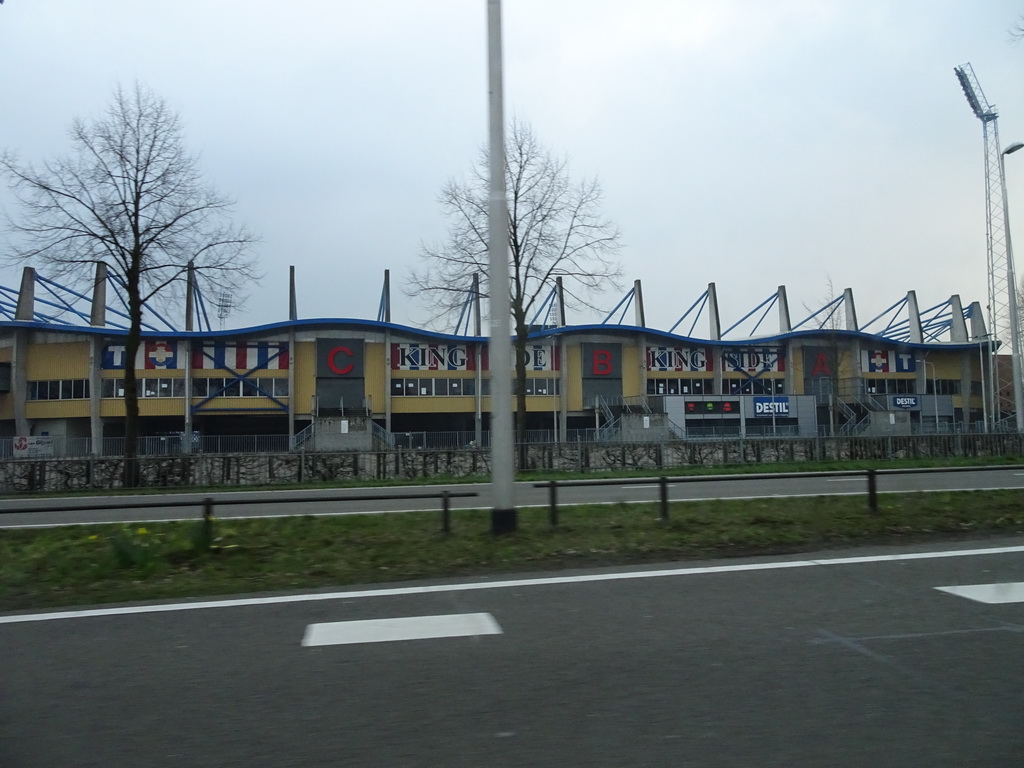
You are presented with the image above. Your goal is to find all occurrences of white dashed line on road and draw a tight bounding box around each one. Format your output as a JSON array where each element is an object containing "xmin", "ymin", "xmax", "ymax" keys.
[{"xmin": 302, "ymin": 612, "xmax": 502, "ymax": 646}]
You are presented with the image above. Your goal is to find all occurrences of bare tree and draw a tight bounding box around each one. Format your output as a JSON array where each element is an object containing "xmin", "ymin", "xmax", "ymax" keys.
[
  {"xmin": 408, "ymin": 120, "xmax": 623, "ymax": 452},
  {"xmin": 1, "ymin": 82, "xmax": 259, "ymax": 486},
  {"xmin": 1011, "ymin": 14, "xmax": 1024, "ymax": 42}
]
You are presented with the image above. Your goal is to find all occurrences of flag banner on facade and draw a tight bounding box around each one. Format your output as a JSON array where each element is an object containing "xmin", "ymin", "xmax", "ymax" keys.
[
  {"xmin": 390, "ymin": 343, "xmax": 559, "ymax": 372},
  {"xmin": 102, "ymin": 340, "xmax": 179, "ymax": 370},
  {"xmin": 861, "ymin": 349, "xmax": 916, "ymax": 373},
  {"xmin": 721, "ymin": 347, "xmax": 786, "ymax": 373},
  {"xmin": 391, "ymin": 343, "xmax": 478, "ymax": 371},
  {"xmin": 645, "ymin": 345, "xmax": 714, "ymax": 372},
  {"xmin": 478, "ymin": 344, "xmax": 560, "ymax": 372},
  {"xmin": 192, "ymin": 342, "xmax": 290, "ymax": 371}
]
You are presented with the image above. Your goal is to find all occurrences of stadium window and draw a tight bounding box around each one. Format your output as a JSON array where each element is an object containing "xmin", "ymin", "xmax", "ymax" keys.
[
  {"xmin": 273, "ymin": 378, "xmax": 289, "ymax": 397},
  {"xmin": 241, "ymin": 379, "xmax": 259, "ymax": 397},
  {"xmin": 434, "ymin": 379, "xmax": 449, "ymax": 396},
  {"xmin": 27, "ymin": 379, "xmax": 90, "ymax": 400},
  {"xmin": 101, "ymin": 379, "xmax": 125, "ymax": 398},
  {"xmin": 927, "ymin": 379, "xmax": 960, "ymax": 395},
  {"xmin": 192, "ymin": 379, "xmax": 209, "ymax": 398}
]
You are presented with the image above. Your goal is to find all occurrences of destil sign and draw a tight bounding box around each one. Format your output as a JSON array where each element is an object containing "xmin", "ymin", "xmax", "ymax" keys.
[
  {"xmin": 892, "ymin": 395, "xmax": 919, "ymax": 409},
  {"xmin": 753, "ymin": 397, "xmax": 790, "ymax": 416}
]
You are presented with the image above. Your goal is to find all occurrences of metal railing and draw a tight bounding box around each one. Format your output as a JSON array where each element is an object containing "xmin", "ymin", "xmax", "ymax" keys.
[
  {"xmin": 1, "ymin": 419, "xmax": 1018, "ymax": 461},
  {"xmin": 291, "ymin": 423, "xmax": 315, "ymax": 450},
  {"xmin": 0, "ymin": 488, "xmax": 480, "ymax": 534},
  {"xmin": 533, "ymin": 464, "xmax": 1024, "ymax": 525}
]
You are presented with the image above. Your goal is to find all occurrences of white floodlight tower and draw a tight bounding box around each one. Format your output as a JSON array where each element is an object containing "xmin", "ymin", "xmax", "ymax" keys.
[{"xmin": 954, "ymin": 63, "xmax": 1021, "ymax": 429}]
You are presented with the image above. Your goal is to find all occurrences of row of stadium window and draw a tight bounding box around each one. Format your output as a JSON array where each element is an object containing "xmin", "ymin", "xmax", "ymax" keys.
[
  {"xmin": 645, "ymin": 378, "xmax": 786, "ymax": 395},
  {"xmin": 646, "ymin": 378, "xmax": 961, "ymax": 396},
  {"xmin": 27, "ymin": 378, "xmax": 291, "ymax": 401},
  {"xmin": 865, "ymin": 379, "xmax": 961, "ymax": 395},
  {"xmin": 26, "ymin": 375, "xmax": 961, "ymax": 402},
  {"xmin": 390, "ymin": 377, "xmax": 562, "ymax": 396}
]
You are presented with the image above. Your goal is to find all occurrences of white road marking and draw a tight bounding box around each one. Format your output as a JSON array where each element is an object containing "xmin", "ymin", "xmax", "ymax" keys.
[
  {"xmin": 3, "ymin": 543, "xmax": 1024, "ymax": 625},
  {"xmin": 301, "ymin": 612, "xmax": 502, "ymax": 646},
  {"xmin": 935, "ymin": 582, "xmax": 1024, "ymax": 604}
]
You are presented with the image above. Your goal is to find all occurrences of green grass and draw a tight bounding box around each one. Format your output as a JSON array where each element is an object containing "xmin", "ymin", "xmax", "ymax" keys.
[{"xmin": 3, "ymin": 488, "xmax": 1024, "ymax": 612}]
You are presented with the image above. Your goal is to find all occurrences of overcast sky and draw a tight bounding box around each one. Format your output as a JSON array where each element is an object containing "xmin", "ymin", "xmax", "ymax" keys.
[{"xmin": 1, "ymin": 1, "xmax": 1022, "ymax": 337}]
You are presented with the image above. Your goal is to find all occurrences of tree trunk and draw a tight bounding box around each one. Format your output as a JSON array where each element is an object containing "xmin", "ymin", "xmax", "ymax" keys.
[
  {"xmin": 122, "ymin": 273, "xmax": 143, "ymax": 488},
  {"xmin": 515, "ymin": 326, "xmax": 529, "ymax": 469}
]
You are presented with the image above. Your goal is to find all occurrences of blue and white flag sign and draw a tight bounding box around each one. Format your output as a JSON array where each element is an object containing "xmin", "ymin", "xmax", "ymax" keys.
[
  {"xmin": 862, "ymin": 350, "xmax": 915, "ymax": 373},
  {"xmin": 102, "ymin": 341, "xmax": 179, "ymax": 370}
]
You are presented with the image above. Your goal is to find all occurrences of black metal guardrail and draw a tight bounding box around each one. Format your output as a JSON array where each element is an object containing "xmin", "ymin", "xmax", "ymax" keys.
[
  {"xmin": 0, "ymin": 490, "xmax": 479, "ymax": 534},
  {"xmin": 534, "ymin": 465, "xmax": 1024, "ymax": 527},
  {"xmin": 3, "ymin": 464, "xmax": 1022, "ymax": 532}
]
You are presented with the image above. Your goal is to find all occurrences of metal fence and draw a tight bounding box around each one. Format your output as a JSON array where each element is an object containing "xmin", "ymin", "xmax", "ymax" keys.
[
  {"xmin": 3, "ymin": 432, "xmax": 1024, "ymax": 494},
  {"xmin": 0, "ymin": 420, "xmax": 1018, "ymax": 461}
]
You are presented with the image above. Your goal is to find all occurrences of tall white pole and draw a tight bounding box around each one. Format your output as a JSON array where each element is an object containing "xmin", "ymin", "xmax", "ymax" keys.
[
  {"xmin": 487, "ymin": 0, "xmax": 516, "ymax": 532},
  {"xmin": 979, "ymin": 338, "xmax": 989, "ymax": 431},
  {"xmin": 999, "ymin": 144, "xmax": 1024, "ymax": 432}
]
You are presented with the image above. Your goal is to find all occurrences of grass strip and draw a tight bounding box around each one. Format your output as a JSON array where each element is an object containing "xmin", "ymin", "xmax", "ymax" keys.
[{"xmin": 2, "ymin": 489, "xmax": 1024, "ymax": 612}]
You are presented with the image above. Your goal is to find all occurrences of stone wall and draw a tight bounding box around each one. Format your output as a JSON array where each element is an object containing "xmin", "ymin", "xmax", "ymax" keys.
[{"xmin": 1, "ymin": 433, "xmax": 1021, "ymax": 494}]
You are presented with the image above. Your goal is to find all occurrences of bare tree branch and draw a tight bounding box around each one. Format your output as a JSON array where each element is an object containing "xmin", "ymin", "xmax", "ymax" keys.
[
  {"xmin": 0, "ymin": 82, "xmax": 261, "ymax": 485},
  {"xmin": 1011, "ymin": 14, "xmax": 1024, "ymax": 42},
  {"xmin": 406, "ymin": 119, "xmax": 623, "ymax": 453}
]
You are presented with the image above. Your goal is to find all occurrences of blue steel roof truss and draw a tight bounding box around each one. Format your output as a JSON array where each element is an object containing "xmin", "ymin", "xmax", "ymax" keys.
[
  {"xmin": 791, "ymin": 295, "xmax": 844, "ymax": 332},
  {"xmin": 529, "ymin": 285, "xmax": 559, "ymax": 330},
  {"xmin": 859, "ymin": 296, "xmax": 909, "ymax": 338},
  {"xmin": 722, "ymin": 292, "xmax": 778, "ymax": 338},
  {"xmin": 602, "ymin": 286, "xmax": 636, "ymax": 325},
  {"xmin": 668, "ymin": 290, "xmax": 709, "ymax": 336}
]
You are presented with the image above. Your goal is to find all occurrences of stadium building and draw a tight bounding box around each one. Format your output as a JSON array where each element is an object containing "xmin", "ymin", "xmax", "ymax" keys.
[{"xmin": 0, "ymin": 267, "xmax": 996, "ymax": 456}]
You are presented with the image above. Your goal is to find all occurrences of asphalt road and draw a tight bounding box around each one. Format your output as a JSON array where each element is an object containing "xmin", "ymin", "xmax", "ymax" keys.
[
  {"xmin": 2, "ymin": 537, "xmax": 1023, "ymax": 767},
  {"xmin": 2, "ymin": 465, "xmax": 1024, "ymax": 527}
]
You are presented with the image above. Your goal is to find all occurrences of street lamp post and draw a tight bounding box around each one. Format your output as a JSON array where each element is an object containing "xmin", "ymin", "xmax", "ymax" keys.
[
  {"xmin": 486, "ymin": 0, "xmax": 516, "ymax": 533},
  {"xmin": 999, "ymin": 141, "xmax": 1024, "ymax": 432}
]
